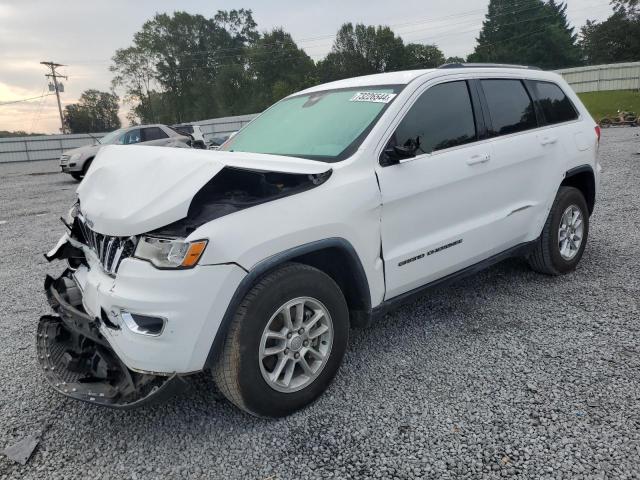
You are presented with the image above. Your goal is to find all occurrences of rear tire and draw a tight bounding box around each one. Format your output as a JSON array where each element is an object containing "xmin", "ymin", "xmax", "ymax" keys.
[
  {"xmin": 213, "ymin": 263, "xmax": 349, "ymax": 417},
  {"xmin": 528, "ymin": 186, "xmax": 589, "ymax": 275}
]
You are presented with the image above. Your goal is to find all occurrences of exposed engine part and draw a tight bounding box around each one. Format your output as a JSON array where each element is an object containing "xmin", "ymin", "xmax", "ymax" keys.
[{"xmin": 152, "ymin": 167, "xmax": 332, "ymax": 237}]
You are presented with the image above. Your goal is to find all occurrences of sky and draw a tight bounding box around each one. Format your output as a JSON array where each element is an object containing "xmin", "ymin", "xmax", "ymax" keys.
[{"xmin": 0, "ymin": 0, "xmax": 613, "ymax": 134}]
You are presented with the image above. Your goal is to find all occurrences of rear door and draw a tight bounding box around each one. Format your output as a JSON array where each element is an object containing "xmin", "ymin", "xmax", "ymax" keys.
[
  {"xmin": 477, "ymin": 78, "xmax": 558, "ymax": 242},
  {"xmin": 526, "ymin": 80, "xmax": 582, "ymax": 226}
]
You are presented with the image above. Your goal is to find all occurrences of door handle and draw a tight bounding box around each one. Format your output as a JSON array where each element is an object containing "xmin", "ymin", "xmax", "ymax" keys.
[
  {"xmin": 540, "ymin": 136, "xmax": 558, "ymax": 146},
  {"xmin": 466, "ymin": 153, "xmax": 490, "ymax": 166}
]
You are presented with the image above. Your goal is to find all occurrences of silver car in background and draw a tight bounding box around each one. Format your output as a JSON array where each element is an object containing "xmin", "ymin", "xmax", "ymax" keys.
[{"xmin": 59, "ymin": 124, "xmax": 192, "ymax": 180}]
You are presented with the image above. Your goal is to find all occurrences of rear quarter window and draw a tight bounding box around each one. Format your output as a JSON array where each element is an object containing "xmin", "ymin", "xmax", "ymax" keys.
[
  {"xmin": 532, "ymin": 81, "xmax": 579, "ymax": 125},
  {"xmin": 481, "ymin": 79, "xmax": 538, "ymax": 136}
]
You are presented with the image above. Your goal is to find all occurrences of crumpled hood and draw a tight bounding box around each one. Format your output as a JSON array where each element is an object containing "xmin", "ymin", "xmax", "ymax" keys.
[{"xmin": 77, "ymin": 145, "xmax": 331, "ymax": 236}]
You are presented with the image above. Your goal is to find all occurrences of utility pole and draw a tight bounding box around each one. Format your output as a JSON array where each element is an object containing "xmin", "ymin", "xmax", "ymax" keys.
[{"xmin": 40, "ymin": 61, "xmax": 68, "ymax": 134}]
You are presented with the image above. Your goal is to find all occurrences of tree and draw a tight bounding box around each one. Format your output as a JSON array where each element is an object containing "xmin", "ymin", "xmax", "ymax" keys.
[
  {"xmin": 444, "ymin": 56, "xmax": 467, "ymax": 65},
  {"xmin": 316, "ymin": 23, "xmax": 407, "ymax": 82},
  {"xmin": 612, "ymin": 0, "xmax": 639, "ymax": 16},
  {"xmin": 248, "ymin": 28, "xmax": 316, "ymax": 107},
  {"xmin": 63, "ymin": 90, "xmax": 120, "ymax": 133},
  {"xmin": 111, "ymin": 10, "xmax": 261, "ymax": 124},
  {"xmin": 110, "ymin": 46, "xmax": 157, "ymax": 123},
  {"xmin": 580, "ymin": 2, "xmax": 640, "ymax": 64},
  {"xmin": 404, "ymin": 43, "xmax": 446, "ymax": 68},
  {"xmin": 468, "ymin": 0, "xmax": 582, "ymax": 69}
]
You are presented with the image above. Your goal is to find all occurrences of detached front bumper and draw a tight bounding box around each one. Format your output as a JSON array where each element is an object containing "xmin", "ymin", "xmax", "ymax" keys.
[
  {"xmin": 39, "ymin": 273, "xmax": 186, "ymax": 408},
  {"xmin": 40, "ymin": 234, "xmax": 246, "ymax": 408}
]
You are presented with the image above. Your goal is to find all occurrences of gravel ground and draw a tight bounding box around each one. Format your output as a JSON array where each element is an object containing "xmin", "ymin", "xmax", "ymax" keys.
[{"xmin": 1, "ymin": 128, "xmax": 639, "ymax": 480}]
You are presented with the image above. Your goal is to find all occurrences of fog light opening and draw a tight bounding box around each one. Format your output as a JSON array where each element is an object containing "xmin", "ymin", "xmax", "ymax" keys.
[
  {"xmin": 120, "ymin": 311, "xmax": 165, "ymax": 336},
  {"xmin": 100, "ymin": 308, "xmax": 120, "ymax": 330}
]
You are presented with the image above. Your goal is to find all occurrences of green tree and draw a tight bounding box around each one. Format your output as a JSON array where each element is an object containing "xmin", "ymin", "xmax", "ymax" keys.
[
  {"xmin": 111, "ymin": 10, "xmax": 260, "ymax": 124},
  {"xmin": 403, "ymin": 43, "xmax": 446, "ymax": 68},
  {"xmin": 580, "ymin": 3, "xmax": 640, "ymax": 64},
  {"xmin": 63, "ymin": 90, "xmax": 120, "ymax": 133},
  {"xmin": 317, "ymin": 23, "xmax": 407, "ymax": 82},
  {"xmin": 468, "ymin": 0, "xmax": 582, "ymax": 69},
  {"xmin": 110, "ymin": 46, "xmax": 157, "ymax": 123},
  {"xmin": 612, "ymin": 0, "xmax": 639, "ymax": 15},
  {"xmin": 247, "ymin": 29, "xmax": 316, "ymax": 107},
  {"xmin": 443, "ymin": 56, "xmax": 467, "ymax": 65}
]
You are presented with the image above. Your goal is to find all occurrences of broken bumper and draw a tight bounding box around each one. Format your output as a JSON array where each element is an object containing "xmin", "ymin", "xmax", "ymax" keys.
[
  {"xmin": 39, "ymin": 273, "xmax": 186, "ymax": 408},
  {"xmin": 39, "ymin": 232, "xmax": 246, "ymax": 408}
]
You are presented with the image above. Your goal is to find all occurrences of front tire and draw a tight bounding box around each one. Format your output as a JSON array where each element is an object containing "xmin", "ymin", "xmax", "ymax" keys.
[
  {"xmin": 213, "ymin": 263, "xmax": 349, "ymax": 417},
  {"xmin": 80, "ymin": 158, "xmax": 94, "ymax": 179},
  {"xmin": 528, "ymin": 186, "xmax": 590, "ymax": 275}
]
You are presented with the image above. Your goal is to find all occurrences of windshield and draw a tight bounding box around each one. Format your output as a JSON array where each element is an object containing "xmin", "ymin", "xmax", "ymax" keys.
[
  {"xmin": 99, "ymin": 128, "xmax": 127, "ymax": 145},
  {"xmin": 221, "ymin": 85, "xmax": 403, "ymax": 162}
]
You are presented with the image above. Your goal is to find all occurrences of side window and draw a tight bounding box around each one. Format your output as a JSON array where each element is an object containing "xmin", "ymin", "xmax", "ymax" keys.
[
  {"xmin": 119, "ymin": 129, "xmax": 141, "ymax": 145},
  {"xmin": 532, "ymin": 81, "xmax": 578, "ymax": 125},
  {"xmin": 142, "ymin": 127, "xmax": 169, "ymax": 141},
  {"xmin": 390, "ymin": 81, "xmax": 477, "ymax": 155},
  {"xmin": 481, "ymin": 79, "xmax": 537, "ymax": 136}
]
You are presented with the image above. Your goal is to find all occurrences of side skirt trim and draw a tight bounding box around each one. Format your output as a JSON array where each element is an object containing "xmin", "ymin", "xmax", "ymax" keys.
[{"xmin": 371, "ymin": 240, "xmax": 537, "ymax": 321}]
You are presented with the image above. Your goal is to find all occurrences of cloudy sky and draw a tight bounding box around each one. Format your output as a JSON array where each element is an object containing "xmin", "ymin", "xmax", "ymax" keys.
[{"xmin": 0, "ymin": 0, "xmax": 613, "ymax": 134}]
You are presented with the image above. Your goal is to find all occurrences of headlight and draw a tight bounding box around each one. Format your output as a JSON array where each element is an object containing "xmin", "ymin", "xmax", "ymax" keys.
[
  {"xmin": 69, "ymin": 153, "xmax": 82, "ymax": 162},
  {"xmin": 134, "ymin": 236, "xmax": 208, "ymax": 269}
]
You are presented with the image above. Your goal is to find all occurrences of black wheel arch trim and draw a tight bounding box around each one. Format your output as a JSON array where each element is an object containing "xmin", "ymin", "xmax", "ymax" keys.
[
  {"xmin": 204, "ymin": 237, "xmax": 372, "ymax": 369},
  {"xmin": 565, "ymin": 164, "xmax": 595, "ymax": 178},
  {"xmin": 562, "ymin": 164, "xmax": 596, "ymax": 214}
]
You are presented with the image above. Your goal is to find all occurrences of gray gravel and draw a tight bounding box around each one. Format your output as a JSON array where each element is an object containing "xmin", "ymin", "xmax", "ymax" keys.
[{"xmin": 1, "ymin": 128, "xmax": 639, "ymax": 480}]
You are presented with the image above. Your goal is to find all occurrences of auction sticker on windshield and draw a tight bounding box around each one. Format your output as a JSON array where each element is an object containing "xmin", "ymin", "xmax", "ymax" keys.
[{"xmin": 350, "ymin": 92, "xmax": 397, "ymax": 103}]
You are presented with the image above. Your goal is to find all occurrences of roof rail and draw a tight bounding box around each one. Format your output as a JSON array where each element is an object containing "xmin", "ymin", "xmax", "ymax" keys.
[{"xmin": 438, "ymin": 63, "xmax": 541, "ymax": 71}]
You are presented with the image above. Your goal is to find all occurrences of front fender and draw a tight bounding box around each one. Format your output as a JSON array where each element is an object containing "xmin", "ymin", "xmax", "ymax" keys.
[{"xmin": 190, "ymin": 169, "xmax": 385, "ymax": 307}]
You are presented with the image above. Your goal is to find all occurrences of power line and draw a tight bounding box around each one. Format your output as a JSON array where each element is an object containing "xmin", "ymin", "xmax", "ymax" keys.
[
  {"xmin": 0, "ymin": 93, "xmax": 55, "ymax": 106},
  {"xmin": 30, "ymin": 83, "xmax": 49, "ymax": 132}
]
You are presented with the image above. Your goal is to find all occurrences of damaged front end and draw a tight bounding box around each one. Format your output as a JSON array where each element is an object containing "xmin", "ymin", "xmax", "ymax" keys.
[
  {"xmin": 39, "ymin": 147, "xmax": 334, "ymax": 407},
  {"xmin": 38, "ymin": 268, "xmax": 185, "ymax": 409}
]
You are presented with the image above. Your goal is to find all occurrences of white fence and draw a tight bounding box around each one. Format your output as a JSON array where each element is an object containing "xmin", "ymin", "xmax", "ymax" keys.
[
  {"xmin": 0, "ymin": 114, "xmax": 257, "ymax": 164},
  {"xmin": 555, "ymin": 61, "xmax": 640, "ymax": 93},
  {"xmin": 0, "ymin": 133, "xmax": 107, "ymax": 164},
  {"xmin": 193, "ymin": 113, "xmax": 256, "ymax": 140}
]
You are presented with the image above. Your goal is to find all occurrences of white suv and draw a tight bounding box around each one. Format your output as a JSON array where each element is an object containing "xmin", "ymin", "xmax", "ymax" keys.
[{"xmin": 40, "ymin": 64, "xmax": 600, "ymax": 416}]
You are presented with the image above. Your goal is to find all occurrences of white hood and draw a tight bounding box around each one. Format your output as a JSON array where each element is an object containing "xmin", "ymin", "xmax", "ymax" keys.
[{"xmin": 77, "ymin": 145, "xmax": 331, "ymax": 236}]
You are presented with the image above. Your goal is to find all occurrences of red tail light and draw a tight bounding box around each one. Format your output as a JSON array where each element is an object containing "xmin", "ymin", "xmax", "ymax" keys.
[{"xmin": 595, "ymin": 125, "xmax": 601, "ymax": 143}]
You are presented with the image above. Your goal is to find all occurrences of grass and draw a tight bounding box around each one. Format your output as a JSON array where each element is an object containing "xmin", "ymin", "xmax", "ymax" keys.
[{"xmin": 577, "ymin": 90, "xmax": 640, "ymax": 121}]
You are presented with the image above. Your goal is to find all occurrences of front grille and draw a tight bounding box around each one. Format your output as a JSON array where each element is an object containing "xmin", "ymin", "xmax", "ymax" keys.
[
  {"xmin": 60, "ymin": 155, "xmax": 70, "ymax": 164},
  {"xmin": 76, "ymin": 215, "xmax": 137, "ymax": 275}
]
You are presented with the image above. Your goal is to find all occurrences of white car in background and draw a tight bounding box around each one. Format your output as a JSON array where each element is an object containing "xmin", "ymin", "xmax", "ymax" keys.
[
  {"xmin": 207, "ymin": 132, "xmax": 235, "ymax": 150},
  {"xmin": 41, "ymin": 64, "xmax": 600, "ymax": 417},
  {"xmin": 171, "ymin": 124, "xmax": 207, "ymax": 149},
  {"xmin": 59, "ymin": 124, "xmax": 192, "ymax": 180}
]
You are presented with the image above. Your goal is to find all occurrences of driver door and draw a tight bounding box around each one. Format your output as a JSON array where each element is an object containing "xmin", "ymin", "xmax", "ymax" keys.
[{"xmin": 376, "ymin": 80, "xmax": 499, "ymax": 299}]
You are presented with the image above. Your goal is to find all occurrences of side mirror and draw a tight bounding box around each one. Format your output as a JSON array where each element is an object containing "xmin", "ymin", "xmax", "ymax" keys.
[{"xmin": 380, "ymin": 143, "xmax": 418, "ymax": 167}]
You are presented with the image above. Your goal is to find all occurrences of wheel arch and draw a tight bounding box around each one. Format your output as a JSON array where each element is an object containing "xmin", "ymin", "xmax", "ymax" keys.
[
  {"xmin": 204, "ymin": 238, "xmax": 372, "ymax": 369},
  {"xmin": 561, "ymin": 165, "xmax": 596, "ymax": 215}
]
